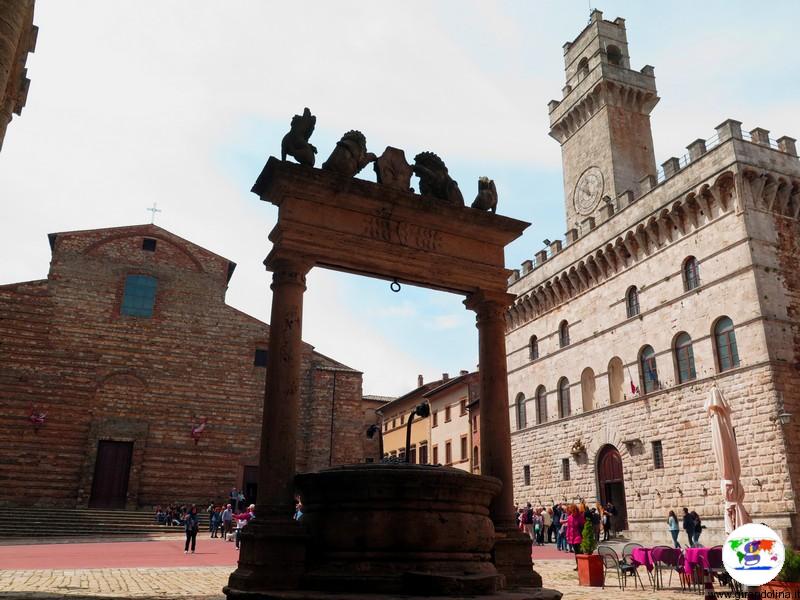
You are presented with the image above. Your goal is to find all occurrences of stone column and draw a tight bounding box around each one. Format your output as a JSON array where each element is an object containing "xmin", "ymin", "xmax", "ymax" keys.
[
  {"xmin": 465, "ymin": 290, "xmax": 543, "ymax": 588},
  {"xmin": 225, "ymin": 257, "xmax": 312, "ymax": 597}
]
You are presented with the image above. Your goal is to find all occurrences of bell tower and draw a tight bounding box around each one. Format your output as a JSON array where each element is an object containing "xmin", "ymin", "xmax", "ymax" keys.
[{"xmin": 549, "ymin": 10, "xmax": 659, "ymax": 230}]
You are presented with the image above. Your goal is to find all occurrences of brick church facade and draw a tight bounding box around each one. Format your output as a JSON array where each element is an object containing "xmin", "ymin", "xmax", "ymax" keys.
[
  {"xmin": 0, "ymin": 224, "xmax": 363, "ymax": 509},
  {"xmin": 506, "ymin": 11, "xmax": 800, "ymax": 545}
]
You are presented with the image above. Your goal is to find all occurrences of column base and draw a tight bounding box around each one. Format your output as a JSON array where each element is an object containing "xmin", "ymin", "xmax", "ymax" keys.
[
  {"xmin": 224, "ymin": 516, "xmax": 308, "ymax": 597},
  {"xmin": 493, "ymin": 528, "xmax": 543, "ymax": 589}
]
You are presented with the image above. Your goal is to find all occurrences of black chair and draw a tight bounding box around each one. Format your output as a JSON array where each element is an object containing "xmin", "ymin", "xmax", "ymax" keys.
[
  {"xmin": 651, "ymin": 546, "xmax": 685, "ymax": 590},
  {"xmin": 599, "ymin": 544, "xmax": 645, "ymax": 590}
]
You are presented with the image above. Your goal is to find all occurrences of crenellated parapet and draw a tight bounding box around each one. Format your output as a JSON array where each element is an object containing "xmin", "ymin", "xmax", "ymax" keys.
[{"xmin": 505, "ymin": 170, "xmax": 736, "ymax": 331}]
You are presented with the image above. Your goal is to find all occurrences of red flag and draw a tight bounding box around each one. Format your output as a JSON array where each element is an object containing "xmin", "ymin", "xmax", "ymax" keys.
[{"xmin": 630, "ymin": 380, "xmax": 637, "ymax": 395}]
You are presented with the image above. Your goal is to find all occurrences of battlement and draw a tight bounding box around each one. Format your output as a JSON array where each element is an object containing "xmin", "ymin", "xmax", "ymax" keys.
[{"xmin": 508, "ymin": 119, "xmax": 799, "ymax": 288}]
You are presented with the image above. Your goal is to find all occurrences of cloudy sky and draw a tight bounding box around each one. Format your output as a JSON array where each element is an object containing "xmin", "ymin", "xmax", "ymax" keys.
[{"xmin": 2, "ymin": 1, "xmax": 798, "ymax": 396}]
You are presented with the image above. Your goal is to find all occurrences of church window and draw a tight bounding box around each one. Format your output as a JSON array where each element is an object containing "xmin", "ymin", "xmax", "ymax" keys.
[
  {"xmin": 562, "ymin": 458, "xmax": 570, "ymax": 481},
  {"xmin": 557, "ymin": 377, "xmax": 571, "ymax": 418},
  {"xmin": 523, "ymin": 464, "xmax": 531, "ymax": 486},
  {"xmin": 535, "ymin": 385, "xmax": 547, "ymax": 424},
  {"xmin": 626, "ymin": 286, "xmax": 640, "ymax": 317},
  {"xmin": 606, "ymin": 44, "xmax": 622, "ymax": 66},
  {"xmin": 515, "ymin": 393, "xmax": 527, "ymax": 430},
  {"xmin": 254, "ymin": 348, "xmax": 268, "ymax": 367},
  {"xmin": 683, "ymin": 256, "xmax": 700, "ymax": 291},
  {"xmin": 652, "ymin": 441, "xmax": 664, "ymax": 469},
  {"xmin": 529, "ymin": 335, "xmax": 539, "ymax": 360},
  {"xmin": 142, "ymin": 238, "xmax": 157, "ymax": 252},
  {"xmin": 639, "ymin": 345, "xmax": 659, "ymax": 394},
  {"xmin": 559, "ymin": 320, "xmax": 570, "ymax": 347},
  {"xmin": 120, "ymin": 274, "xmax": 157, "ymax": 317},
  {"xmin": 715, "ymin": 316, "xmax": 740, "ymax": 372},
  {"xmin": 674, "ymin": 333, "xmax": 696, "ymax": 383}
]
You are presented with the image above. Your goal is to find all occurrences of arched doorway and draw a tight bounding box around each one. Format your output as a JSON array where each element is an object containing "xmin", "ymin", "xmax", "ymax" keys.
[{"xmin": 596, "ymin": 445, "xmax": 628, "ymax": 532}]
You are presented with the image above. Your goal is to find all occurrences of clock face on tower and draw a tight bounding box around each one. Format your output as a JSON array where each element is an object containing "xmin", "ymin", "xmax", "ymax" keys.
[{"xmin": 573, "ymin": 166, "xmax": 604, "ymax": 216}]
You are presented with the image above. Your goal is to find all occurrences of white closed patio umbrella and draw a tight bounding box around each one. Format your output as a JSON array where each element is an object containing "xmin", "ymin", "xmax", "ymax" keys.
[{"xmin": 705, "ymin": 385, "xmax": 751, "ymax": 534}]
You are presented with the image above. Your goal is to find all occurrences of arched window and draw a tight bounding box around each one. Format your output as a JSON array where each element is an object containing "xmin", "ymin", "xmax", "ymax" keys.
[
  {"xmin": 577, "ymin": 57, "xmax": 589, "ymax": 80},
  {"xmin": 580, "ymin": 368, "xmax": 595, "ymax": 412},
  {"xmin": 529, "ymin": 335, "xmax": 539, "ymax": 360},
  {"xmin": 559, "ymin": 320, "xmax": 570, "ymax": 348},
  {"xmin": 626, "ymin": 286, "xmax": 640, "ymax": 318},
  {"xmin": 606, "ymin": 44, "xmax": 622, "ymax": 66},
  {"xmin": 674, "ymin": 332, "xmax": 697, "ymax": 383},
  {"xmin": 639, "ymin": 345, "xmax": 659, "ymax": 394},
  {"xmin": 515, "ymin": 393, "xmax": 527, "ymax": 430},
  {"xmin": 535, "ymin": 385, "xmax": 547, "ymax": 424},
  {"xmin": 557, "ymin": 377, "xmax": 571, "ymax": 419},
  {"xmin": 715, "ymin": 316, "xmax": 741, "ymax": 372},
  {"xmin": 683, "ymin": 256, "xmax": 700, "ymax": 291},
  {"xmin": 608, "ymin": 357, "xmax": 624, "ymax": 404}
]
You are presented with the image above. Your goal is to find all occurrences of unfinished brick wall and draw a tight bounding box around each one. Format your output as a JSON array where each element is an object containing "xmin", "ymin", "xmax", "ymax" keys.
[{"xmin": 0, "ymin": 224, "xmax": 364, "ymax": 508}]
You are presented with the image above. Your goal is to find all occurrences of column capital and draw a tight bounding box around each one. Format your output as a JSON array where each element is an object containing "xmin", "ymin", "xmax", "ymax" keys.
[
  {"xmin": 464, "ymin": 289, "xmax": 515, "ymax": 323},
  {"xmin": 268, "ymin": 257, "xmax": 314, "ymax": 290}
]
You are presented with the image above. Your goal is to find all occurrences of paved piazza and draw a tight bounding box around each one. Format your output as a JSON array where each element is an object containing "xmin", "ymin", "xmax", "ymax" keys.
[{"xmin": 0, "ymin": 561, "xmax": 692, "ymax": 600}]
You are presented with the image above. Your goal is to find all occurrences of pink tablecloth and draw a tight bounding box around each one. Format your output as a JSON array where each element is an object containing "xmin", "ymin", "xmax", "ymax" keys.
[
  {"xmin": 630, "ymin": 547, "xmax": 655, "ymax": 572},
  {"xmin": 684, "ymin": 547, "xmax": 712, "ymax": 575}
]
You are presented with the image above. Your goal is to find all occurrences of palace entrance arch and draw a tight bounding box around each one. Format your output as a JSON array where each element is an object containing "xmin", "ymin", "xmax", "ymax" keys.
[
  {"xmin": 597, "ymin": 444, "xmax": 628, "ymax": 532},
  {"xmin": 225, "ymin": 156, "xmax": 533, "ymax": 595}
]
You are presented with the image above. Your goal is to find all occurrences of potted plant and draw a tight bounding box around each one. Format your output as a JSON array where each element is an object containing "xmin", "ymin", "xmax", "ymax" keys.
[
  {"xmin": 576, "ymin": 517, "xmax": 603, "ymax": 586},
  {"xmin": 762, "ymin": 547, "xmax": 800, "ymax": 592}
]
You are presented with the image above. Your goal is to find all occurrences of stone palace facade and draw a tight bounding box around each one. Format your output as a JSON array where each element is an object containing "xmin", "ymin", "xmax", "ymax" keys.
[{"xmin": 506, "ymin": 11, "xmax": 800, "ymax": 545}]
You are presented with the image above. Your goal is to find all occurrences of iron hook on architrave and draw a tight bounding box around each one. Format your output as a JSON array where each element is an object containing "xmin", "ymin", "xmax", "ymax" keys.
[{"xmin": 390, "ymin": 279, "xmax": 401, "ymax": 293}]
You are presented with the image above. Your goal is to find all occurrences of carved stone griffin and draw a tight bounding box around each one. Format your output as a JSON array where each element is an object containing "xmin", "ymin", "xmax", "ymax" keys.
[
  {"xmin": 281, "ymin": 107, "xmax": 317, "ymax": 167},
  {"xmin": 412, "ymin": 151, "xmax": 464, "ymax": 206},
  {"xmin": 472, "ymin": 177, "xmax": 498, "ymax": 213}
]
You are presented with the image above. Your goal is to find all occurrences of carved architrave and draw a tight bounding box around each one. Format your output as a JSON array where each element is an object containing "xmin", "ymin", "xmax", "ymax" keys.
[{"xmin": 573, "ymin": 166, "xmax": 604, "ymax": 216}]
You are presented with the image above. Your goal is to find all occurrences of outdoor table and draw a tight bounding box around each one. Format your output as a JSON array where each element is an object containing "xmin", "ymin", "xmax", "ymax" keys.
[
  {"xmin": 629, "ymin": 547, "xmax": 655, "ymax": 572},
  {"xmin": 684, "ymin": 547, "xmax": 713, "ymax": 586},
  {"xmin": 629, "ymin": 547, "xmax": 657, "ymax": 590}
]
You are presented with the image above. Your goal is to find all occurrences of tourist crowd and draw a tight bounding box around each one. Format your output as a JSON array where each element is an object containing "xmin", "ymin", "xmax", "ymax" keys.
[
  {"xmin": 154, "ymin": 488, "xmax": 256, "ymax": 554},
  {"xmin": 516, "ymin": 501, "xmax": 705, "ymax": 551}
]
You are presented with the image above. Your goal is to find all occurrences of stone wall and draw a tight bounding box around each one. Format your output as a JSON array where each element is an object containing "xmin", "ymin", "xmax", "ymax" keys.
[
  {"xmin": 0, "ymin": 224, "xmax": 364, "ymax": 508},
  {"xmin": 0, "ymin": 0, "xmax": 36, "ymax": 151}
]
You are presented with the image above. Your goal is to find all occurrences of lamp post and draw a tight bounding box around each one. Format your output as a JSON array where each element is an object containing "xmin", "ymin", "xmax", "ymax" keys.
[{"xmin": 405, "ymin": 402, "xmax": 430, "ymax": 463}]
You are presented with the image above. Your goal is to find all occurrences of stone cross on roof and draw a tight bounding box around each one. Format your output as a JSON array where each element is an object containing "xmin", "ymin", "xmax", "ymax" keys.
[{"xmin": 146, "ymin": 202, "xmax": 162, "ymax": 224}]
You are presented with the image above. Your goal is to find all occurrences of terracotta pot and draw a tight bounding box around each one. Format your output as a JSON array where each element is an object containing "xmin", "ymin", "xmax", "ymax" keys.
[
  {"xmin": 576, "ymin": 553, "xmax": 604, "ymax": 586},
  {"xmin": 761, "ymin": 580, "xmax": 800, "ymax": 592}
]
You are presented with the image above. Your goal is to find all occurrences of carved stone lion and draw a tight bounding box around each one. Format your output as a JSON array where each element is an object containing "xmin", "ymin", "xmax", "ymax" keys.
[
  {"xmin": 322, "ymin": 130, "xmax": 376, "ymax": 177},
  {"xmin": 281, "ymin": 107, "xmax": 317, "ymax": 167},
  {"xmin": 412, "ymin": 151, "xmax": 464, "ymax": 206}
]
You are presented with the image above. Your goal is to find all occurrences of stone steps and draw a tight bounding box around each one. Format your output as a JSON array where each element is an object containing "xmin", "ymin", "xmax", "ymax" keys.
[{"xmin": 6, "ymin": 508, "xmax": 211, "ymax": 538}]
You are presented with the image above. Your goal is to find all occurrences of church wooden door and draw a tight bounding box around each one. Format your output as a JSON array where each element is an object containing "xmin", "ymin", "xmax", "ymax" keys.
[
  {"xmin": 89, "ymin": 441, "xmax": 133, "ymax": 509},
  {"xmin": 597, "ymin": 445, "xmax": 628, "ymax": 532}
]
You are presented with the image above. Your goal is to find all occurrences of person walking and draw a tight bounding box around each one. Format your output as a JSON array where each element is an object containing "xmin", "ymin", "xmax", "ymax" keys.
[
  {"xmin": 183, "ymin": 505, "xmax": 199, "ymax": 554},
  {"xmin": 557, "ymin": 506, "xmax": 569, "ymax": 551},
  {"xmin": 590, "ymin": 506, "xmax": 601, "ymax": 544},
  {"xmin": 691, "ymin": 510, "xmax": 703, "ymax": 547},
  {"xmin": 604, "ymin": 501, "xmax": 617, "ymax": 538},
  {"xmin": 668, "ymin": 510, "xmax": 681, "ymax": 548},
  {"xmin": 210, "ymin": 506, "xmax": 221, "ymax": 538},
  {"xmin": 222, "ymin": 504, "xmax": 234, "ymax": 541},
  {"xmin": 533, "ymin": 509, "xmax": 544, "ymax": 546},
  {"xmin": 566, "ymin": 504, "xmax": 585, "ymax": 570},
  {"xmin": 550, "ymin": 504, "xmax": 561, "ymax": 544},
  {"xmin": 682, "ymin": 507, "xmax": 695, "ymax": 548}
]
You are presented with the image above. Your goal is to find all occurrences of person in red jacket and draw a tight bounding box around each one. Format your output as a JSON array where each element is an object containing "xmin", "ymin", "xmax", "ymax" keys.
[{"xmin": 565, "ymin": 504, "xmax": 585, "ymax": 570}]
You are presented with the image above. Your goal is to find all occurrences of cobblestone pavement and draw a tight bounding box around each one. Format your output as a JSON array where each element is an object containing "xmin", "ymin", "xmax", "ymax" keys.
[{"xmin": 0, "ymin": 561, "xmax": 707, "ymax": 600}]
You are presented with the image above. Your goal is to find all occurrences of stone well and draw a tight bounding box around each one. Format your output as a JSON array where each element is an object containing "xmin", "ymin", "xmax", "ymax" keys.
[{"xmin": 295, "ymin": 464, "xmax": 503, "ymax": 595}]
